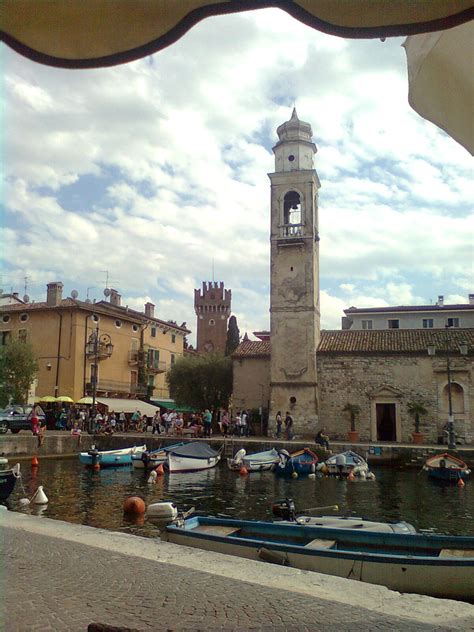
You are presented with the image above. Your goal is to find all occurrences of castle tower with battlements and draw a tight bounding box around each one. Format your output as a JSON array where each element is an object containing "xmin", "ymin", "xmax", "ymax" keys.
[{"xmin": 194, "ymin": 281, "xmax": 231, "ymax": 354}]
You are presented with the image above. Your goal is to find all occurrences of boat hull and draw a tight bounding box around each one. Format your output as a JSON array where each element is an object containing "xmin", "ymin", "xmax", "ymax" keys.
[
  {"xmin": 427, "ymin": 468, "xmax": 470, "ymax": 482},
  {"xmin": 228, "ymin": 448, "xmax": 279, "ymax": 472},
  {"xmin": 423, "ymin": 452, "xmax": 471, "ymax": 483},
  {"xmin": 164, "ymin": 517, "xmax": 474, "ymax": 600},
  {"xmin": 167, "ymin": 454, "xmax": 221, "ymax": 473},
  {"xmin": 0, "ymin": 467, "xmax": 18, "ymax": 501},
  {"xmin": 275, "ymin": 449, "xmax": 318, "ymax": 477},
  {"xmin": 79, "ymin": 445, "xmax": 146, "ymax": 467}
]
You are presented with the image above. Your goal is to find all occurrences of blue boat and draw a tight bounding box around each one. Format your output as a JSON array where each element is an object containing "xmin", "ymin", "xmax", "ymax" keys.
[
  {"xmin": 163, "ymin": 515, "xmax": 474, "ymax": 600},
  {"xmin": 79, "ymin": 444, "xmax": 146, "ymax": 467},
  {"xmin": 227, "ymin": 448, "xmax": 280, "ymax": 471},
  {"xmin": 274, "ymin": 448, "xmax": 318, "ymax": 477},
  {"xmin": 423, "ymin": 452, "xmax": 471, "ymax": 482}
]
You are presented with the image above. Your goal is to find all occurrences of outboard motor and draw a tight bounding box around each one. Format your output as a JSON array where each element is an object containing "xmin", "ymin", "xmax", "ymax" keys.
[{"xmin": 272, "ymin": 498, "xmax": 297, "ymax": 521}]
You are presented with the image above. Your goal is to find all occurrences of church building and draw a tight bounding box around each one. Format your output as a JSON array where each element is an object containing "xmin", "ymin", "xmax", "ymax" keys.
[{"xmin": 232, "ymin": 110, "xmax": 473, "ymax": 444}]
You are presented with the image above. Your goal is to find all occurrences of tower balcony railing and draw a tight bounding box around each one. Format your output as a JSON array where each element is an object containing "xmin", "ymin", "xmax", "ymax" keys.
[{"xmin": 281, "ymin": 223, "xmax": 303, "ymax": 238}]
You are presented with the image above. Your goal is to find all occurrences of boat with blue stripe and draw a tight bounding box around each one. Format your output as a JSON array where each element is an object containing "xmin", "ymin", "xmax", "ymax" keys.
[
  {"xmin": 79, "ymin": 444, "xmax": 147, "ymax": 467},
  {"xmin": 164, "ymin": 515, "xmax": 474, "ymax": 600},
  {"xmin": 423, "ymin": 452, "xmax": 471, "ymax": 482},
  {"xmin": 274, "ymin": 448, "xmax": 318, "ymax": 477}
]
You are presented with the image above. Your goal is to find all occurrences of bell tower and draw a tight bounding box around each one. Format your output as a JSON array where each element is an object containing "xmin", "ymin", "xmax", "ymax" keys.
[{"xmin": 268, "ymin": 108, "xmax": 321, "ymax": 433}]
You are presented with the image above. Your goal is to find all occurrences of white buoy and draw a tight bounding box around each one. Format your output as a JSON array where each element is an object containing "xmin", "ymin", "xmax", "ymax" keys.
[
  {"xmin": 31, "ymin": 485, "xmax": 48, "ymax": 505},
  {"xmin": 147, "ymin": 470, "xmax": 157, "ymax": 484},
  {"xmin": 19, "ymin": 498, "xmax": 31, "ymax": 506},
  {"xmin": 308, "ymin": 473, "xmax": 316, "ymax": 479}
]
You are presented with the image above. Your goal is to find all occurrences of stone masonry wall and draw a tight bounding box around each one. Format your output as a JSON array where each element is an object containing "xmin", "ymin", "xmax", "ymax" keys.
[{"xmin": 317, "ymin": 354, "xmax": 473, "ymax": 443}]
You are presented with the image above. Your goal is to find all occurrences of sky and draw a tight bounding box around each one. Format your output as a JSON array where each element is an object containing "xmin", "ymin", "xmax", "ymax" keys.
[{"xmin": 2, "ymin": 8, "xmax": 473, "ymax": 344}]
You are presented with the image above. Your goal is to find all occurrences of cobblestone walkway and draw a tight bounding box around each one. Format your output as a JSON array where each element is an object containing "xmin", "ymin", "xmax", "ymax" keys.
[{"xmin": 3, "ymin": 527, "xmax": 472, "ymax": 632}]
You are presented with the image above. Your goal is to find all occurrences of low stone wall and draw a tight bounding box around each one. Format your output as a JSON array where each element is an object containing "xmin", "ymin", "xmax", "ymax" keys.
[{"xmin": 1, "ymin": 432, "xmax": 473, "ymax": 466}]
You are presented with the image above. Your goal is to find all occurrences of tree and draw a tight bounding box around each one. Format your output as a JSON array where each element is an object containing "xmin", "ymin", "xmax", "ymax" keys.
[
  {"xmin": 225, "ymin": 315, "xmax": 240, "ymax": 357},
  {"xmin": 407, "ymin": 400, "xmax": 428, "ymax": 434},
  {"xmin": 0, "ymin": 339, "xmax": 38, "ymax": 407},
  {"xmin": 343, "ymin": 403, "xmax": 361, "ymax": 432},
  {"xmin": 166, "ymin": 353, "xmax": 233, "ymax": 411}
]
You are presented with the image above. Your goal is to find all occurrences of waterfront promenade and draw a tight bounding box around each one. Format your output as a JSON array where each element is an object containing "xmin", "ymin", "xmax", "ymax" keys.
[{"xmin": 2, "ymin": 510, "xmax": 474, "ymax": 631}]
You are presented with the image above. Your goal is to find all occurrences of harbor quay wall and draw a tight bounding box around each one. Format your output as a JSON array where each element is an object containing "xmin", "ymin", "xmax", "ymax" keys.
[{"xmin": 1, "ymin": 432, "xmax": 473, "ymax": 466}]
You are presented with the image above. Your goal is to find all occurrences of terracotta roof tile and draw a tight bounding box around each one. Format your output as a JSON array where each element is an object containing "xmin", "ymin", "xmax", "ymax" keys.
[
  {"xmin": 318, "ymin": 329, "xmax": 474, "ymax": 354},
  {"xmin": 233, "ymin": 340, "xmax": 271, "ymax": 358}
]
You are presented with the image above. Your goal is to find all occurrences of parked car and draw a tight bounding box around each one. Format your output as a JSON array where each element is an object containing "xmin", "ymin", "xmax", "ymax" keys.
[{"xmin": 0, "ymin": 405, "xmax": 46, "ymax": 434}]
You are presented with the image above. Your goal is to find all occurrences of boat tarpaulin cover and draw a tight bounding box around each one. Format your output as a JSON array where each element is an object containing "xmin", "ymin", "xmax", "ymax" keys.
[
  {"xmin": 168, "ymin": 442, "xmax": 219, "ymax": 459},
  {"xmin": 96, "ymin": 397, "xmax": 160, "ymax": 417}
]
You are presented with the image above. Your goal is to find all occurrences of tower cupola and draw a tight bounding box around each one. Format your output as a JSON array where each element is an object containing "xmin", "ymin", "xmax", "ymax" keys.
[{"xmin": 273, "ymin": 108, "xmax": 317, "ymax": 173}]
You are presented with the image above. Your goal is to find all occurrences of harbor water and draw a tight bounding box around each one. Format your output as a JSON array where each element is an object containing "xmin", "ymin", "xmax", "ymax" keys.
[{"xmin": 6, "ymin": 456, "xmax": 473, "ymax": 538}]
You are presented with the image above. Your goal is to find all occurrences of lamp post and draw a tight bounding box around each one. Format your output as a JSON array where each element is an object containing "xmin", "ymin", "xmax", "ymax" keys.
[
  {"xmin": 427, "ymin": 326, "xmax": 468, "ymax": 450},
  {"xmin": 85, "ymin": 327, "xmax": 113, "ymax": 434}
]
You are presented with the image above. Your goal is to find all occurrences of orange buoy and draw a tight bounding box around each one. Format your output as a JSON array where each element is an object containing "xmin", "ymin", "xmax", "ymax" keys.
[
  {"xmin": 458, "ymin": 478, "xmax": 465, "ymax": 488},
  {"xmin": 348, "ymin": 471, "xmax": 356, "ymax": 481},
  {"xmin": 123, "ymin": 496, "xmax": 146, "ymax": 515},
  {"xmin": 31, "ymin": 456, "xmax": 39, "ymax": 467},
  {"xmin": 155, "ymin": 463, "xmax": 165, "ymax": 476},
  {"xmin": 239, "ymin": 466, "xmax": 248, "ymax": 476},
  {"xmin": 93, "ymin": 462, "xmax": 101, "ymax": 471}
]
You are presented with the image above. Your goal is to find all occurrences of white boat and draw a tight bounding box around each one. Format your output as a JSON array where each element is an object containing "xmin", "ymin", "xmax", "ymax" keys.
[
  {"xmin": 164, "ymin": 516, "xmax": 474, "ymax": 600},
  {"xmin": 167, "ymin": 441, "xmax": 221, "ymax": 473},
  {"xmin": 227, "ymin": 448, "xmax": 280, "ymax": 472},
  {"xmin": 320, "ymin": 450, "xmax": 373, "ymax": 478},
  {"xmin": 132, "ymin": 442, "xmax": 185, "ymax": 469}
]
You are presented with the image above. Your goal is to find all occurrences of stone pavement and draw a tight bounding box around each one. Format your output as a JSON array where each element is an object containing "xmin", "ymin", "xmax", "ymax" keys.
[{"xmin": 2, "ymin": 513, "xmax": 474, "ymax": 632}]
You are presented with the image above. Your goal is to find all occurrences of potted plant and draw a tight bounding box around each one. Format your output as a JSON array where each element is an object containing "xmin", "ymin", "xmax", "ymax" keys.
[
  {"xmin": 343, "ymin": 403, "xmax": 361, "ymax": 442},
  {"xmin": 407, "ymin": 400, "xmax": 428, "ymax": 444}
]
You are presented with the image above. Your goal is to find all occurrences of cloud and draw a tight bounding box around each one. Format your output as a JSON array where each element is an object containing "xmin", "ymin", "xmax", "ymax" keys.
[{"xmin": 2, "ymin": 8, "xmax": 472, "ymax": 343}]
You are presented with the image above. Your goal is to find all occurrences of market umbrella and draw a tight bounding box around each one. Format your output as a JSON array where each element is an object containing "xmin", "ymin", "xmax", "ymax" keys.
[
  {"xmin": 1, "ymin": 1, "xmax": 472, "ymax": 69},
  {"xmin": 39, "ymin": 395, "xmax": 57, "ymax": 403},
  {"xmin": 77, "ymin": 396, "xmax": 94, "ymax": 405},
  {"xmin": 31, "ymin": 396, "xmax": 43, "ymax": 404},
  {"xmin": 404, "ymin": 21, "xmax": 474, "ymax": 155},
  {"xmin": 56, "ymin": 396, "xmax": 75, "ymax": 403}
]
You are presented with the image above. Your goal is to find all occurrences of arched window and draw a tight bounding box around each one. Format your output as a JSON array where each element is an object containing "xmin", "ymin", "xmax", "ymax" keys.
[
  {"xmin": 283, "ymin": 191, "xmax": 301, "ymax": 225},
  {"xmin": 443, "ymin": 382, "xmax": 464, "ymax": 414}
]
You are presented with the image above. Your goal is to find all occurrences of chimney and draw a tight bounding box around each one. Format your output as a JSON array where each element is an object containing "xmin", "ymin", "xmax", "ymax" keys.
[
  {"xmin": 46, "ymin": 282, "xmax": 63, "ymax": 306},
  {"xmin": 145, "ymin": 302, "xmax": 155, "ymax": 318},
  {"xmin": 469, "ymin": 294, "xmax": 474, "ymax": 305},
  {"xmin": 437, "ymin": 295, "xmax": 444, "ymax": 306},
  {"xmin": 109, "ymin": 289, "xmax": 121, "ymax": 306}
]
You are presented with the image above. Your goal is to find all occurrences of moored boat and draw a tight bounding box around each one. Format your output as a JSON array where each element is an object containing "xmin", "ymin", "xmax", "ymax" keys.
[
  {"xmin": 321, "ymin": 450, "xmax": 374, "ymax": 479},
  {"xmin": 227, "ymin": 448, "xmax": 280, "ymax": 472},
  {"xmin": 0, "ymin": 461, "xmax": 20, "ymax": 502},
  {"xmin": 163, "ymin": 515, "xmax": 474, "ymax": 600},
  {"xmin": 423, "ymin": 453, "xmax": 471, "ymax": 482},
  {"xmin": 132, "ymin": 443, "xmax": 185, "ymax": 469},
  {"xmin": 166, "ymin": 441, "xmax": 221, "ymax": 473},
  {"xmin": 274, "ymin": 448, "xmax": 318, "ymax": 477},
  {"xmin": 79, "ymin": 445, "xmax": 146, "ymax": 467}
]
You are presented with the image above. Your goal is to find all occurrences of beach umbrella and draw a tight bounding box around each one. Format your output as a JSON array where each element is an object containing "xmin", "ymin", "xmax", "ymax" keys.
[
  {"xmin": 404, "ymin": 21, "xmax": 474, "ymax": 155},
  {"xmin": 77, "ymin": 396, "xmax": 94, "ymax": 405},
  {"xmin": 39, "ymin": 395, "xmax": 57, "ymax": 403},
  {"xmin": 56, "ymin": 396, "xmax": 75, "ymax": 403}
]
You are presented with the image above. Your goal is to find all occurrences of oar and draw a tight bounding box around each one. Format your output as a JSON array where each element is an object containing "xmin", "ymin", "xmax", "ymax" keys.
[{"xmin": 299, "ymin": 504, "xmax": 339, "ymax": 514}]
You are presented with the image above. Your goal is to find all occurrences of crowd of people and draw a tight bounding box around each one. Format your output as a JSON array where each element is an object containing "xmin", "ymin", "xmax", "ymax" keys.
[
  {"xmin": 43, "ymin": 406, "xmax": 258, "ymax": 438},
  {"xmin": 35, "ymin": 404, "xmax": 329, "ymax": 448}
]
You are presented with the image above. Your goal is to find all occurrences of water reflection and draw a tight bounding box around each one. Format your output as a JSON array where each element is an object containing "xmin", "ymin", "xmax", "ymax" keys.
[{"xmin": 6, "ymin": 458, "xmax": 473, "ymax": 537}]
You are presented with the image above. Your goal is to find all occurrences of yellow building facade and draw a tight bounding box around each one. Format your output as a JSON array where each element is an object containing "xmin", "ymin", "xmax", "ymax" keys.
[{"xmin": 0, "ymin": 283, "xmax": 190, "ymax": 403}]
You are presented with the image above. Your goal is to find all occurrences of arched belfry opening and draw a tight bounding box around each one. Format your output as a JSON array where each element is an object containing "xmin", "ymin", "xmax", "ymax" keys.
[{"xmin": 283, "ymin": 190, "xmax": 302, "ymax": 226}]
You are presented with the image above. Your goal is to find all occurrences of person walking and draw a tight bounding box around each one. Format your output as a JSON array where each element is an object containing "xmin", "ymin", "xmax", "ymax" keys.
[
  {"xmin": 285, "ymin": 411, "xmax": 294, "ymax": 440},
  {"xmin": 152, "ymin": 410, "xmax": 161, "ymax": 434},
  {"xmin": 275, "ymin": 411, "xmax": 282, "ymax": 438},
  {"xmin": 203, "ymin": 409, "xmax": 212, "ymax": 437},
  {"xmin": 221, "ymin": 410, "xmax": 230, "ymax": 437}
]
